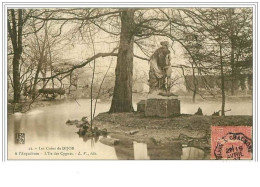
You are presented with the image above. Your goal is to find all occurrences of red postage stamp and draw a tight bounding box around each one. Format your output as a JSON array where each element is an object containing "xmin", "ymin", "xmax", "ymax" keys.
[{"xmin": 211, "ymin": 126, "xmax": 252, "ymax": 160}]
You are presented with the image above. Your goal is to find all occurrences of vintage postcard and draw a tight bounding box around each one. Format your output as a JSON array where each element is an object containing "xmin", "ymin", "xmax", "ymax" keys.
[{"xmin": 3, "ymin": 3, "xmax": 256, "ymax": 160}]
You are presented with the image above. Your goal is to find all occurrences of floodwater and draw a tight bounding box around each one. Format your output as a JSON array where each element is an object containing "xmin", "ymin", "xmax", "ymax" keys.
[
  {"xmin": 181, "ymin": 99, "xmax": 252, "ymax": 116},
  {"xmin": 8, "ymin": 99, "xmax": 252, "ymax": 160}
]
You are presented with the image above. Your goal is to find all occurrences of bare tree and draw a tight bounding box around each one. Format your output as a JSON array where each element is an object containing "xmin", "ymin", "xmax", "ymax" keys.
[{"xmin": 7, "ymin": 9, "xmax": 31, "ymax": 102}]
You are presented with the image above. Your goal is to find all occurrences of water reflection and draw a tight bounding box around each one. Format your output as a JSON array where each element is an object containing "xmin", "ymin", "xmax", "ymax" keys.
[
  {"xmin": 12, "ymin": 116, "xmax": 22, "ymax": 143},
  {"xmin": 181, "ymin": 100, "xmax": 252, "ymax": 116},
  {"xmin": 181, "ymin": 147, "xmax": 205, "ymax": 160},
  {"xmin": 114, "ymin": 140, "xmax": 206, "ymax": 160},
  {"xmin": 8, "ymin": 98, "xmax": 249, "ymax": 160},
  {"xmin": 133, "ymin": 141, "xmax": 150, "ymax": 160},
  {"xmin": 146, "ymin": 142, "xmax": 183, "ymax": 160},
  {"xmin": 8, "ymin": 99, "xmax": 117, "ymax": 159}
]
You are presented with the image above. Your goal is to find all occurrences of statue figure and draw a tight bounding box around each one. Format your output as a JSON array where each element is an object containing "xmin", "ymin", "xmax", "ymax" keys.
[
  {"xmin": 148, "ymin": 41, "xmax": 173, "ymax": 94},
  {"xmin": 145, "ymin": 41, "xmax": 180, "ymax": 117}
]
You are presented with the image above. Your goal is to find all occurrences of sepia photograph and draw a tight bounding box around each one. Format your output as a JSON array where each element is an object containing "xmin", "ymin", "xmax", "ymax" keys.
[{"xmin": 4, "ymin": 4, "xmax": 255, "ymax": 160}]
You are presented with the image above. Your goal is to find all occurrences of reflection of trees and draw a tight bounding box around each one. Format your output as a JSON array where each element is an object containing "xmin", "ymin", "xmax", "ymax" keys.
[
  {"xmin": 12, "ymin": 117, "xmax": 22, "ymax": 143},
  {"xmin": 114, "ymin": 139, "xmax": 134, "ymax": 160},
  {"xmin": 147, "ymin": 142, "xmax": 182, "ymax": 160},
  {"xmin": 114, "ymin": 140, "xmax": 183, "ymax": 160},
  {"xmin": 81, "ymin": 135, "xmax": 99, "ymax": 144}
]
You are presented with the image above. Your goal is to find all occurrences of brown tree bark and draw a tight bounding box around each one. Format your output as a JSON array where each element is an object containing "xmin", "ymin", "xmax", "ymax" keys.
[
  {"xmin": 32, "ymin": 24, "xmax": 48, "ymax": 100},
  {"xmin": 220, "ymin": 44, "xmax": 225, "ymax": 116},
  {"xmin": 230, "ymin": 42, "xmax": 235, "ymax": 95},
  {"xmin": 12, "ymin": 53, "xmax": 21, "ymax": 103},
  {"xmin": 32, "ymin": 59, "xmax": 43, "ymax": 99},
  {"xmin": 191, "ymin": 64, "xmax": 197, "ymax": 103},
  {"xmin": 8, "ymin": 9, "xmax": 23, "ymax": 103},
  {"xmin": 109, "ymin": 9, "xmax": 135, "ymax": 113}
]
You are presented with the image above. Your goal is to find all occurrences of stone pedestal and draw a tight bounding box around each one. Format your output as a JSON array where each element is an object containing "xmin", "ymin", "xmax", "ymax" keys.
[
  {"xmin": 137, "ymin": 100, "xmax": 146, "ymax": 112},
  {"xmin": 145, "ymin": 98, "xmax": 180, "ymax": 117}
]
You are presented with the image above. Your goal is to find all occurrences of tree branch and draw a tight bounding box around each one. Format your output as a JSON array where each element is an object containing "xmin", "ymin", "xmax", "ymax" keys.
[{"xmin": 40, "ymin": 47, "xmax": 119, "ymax": 80}]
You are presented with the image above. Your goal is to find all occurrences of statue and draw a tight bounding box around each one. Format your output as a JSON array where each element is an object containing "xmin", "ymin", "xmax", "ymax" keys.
[
  {"xmin": 145, "ymin": 41, "xmax": 180, "ymax": 117},
  {"xmin": 148, "ymin": 41, "xmax": 173, "ymax": 96}
]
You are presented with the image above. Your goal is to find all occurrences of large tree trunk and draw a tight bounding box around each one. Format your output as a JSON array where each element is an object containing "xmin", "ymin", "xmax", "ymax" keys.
[
  {"xmin": 109, "ymin": 9, "xmax": 135, "ymax": 113},
  {"xmin": 12, "ymin": 53, "xmax": 21, "ymax": 103}
]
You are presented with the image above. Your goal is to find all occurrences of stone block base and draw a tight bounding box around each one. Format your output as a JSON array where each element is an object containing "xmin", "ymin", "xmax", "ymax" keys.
[
  {"xmin": 145, "ymin": 98, "xmax": 180, "ymax": 117},
  {"xmin": 137, "ymin": 100, "xmax": 146, "ymax": 112}
]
